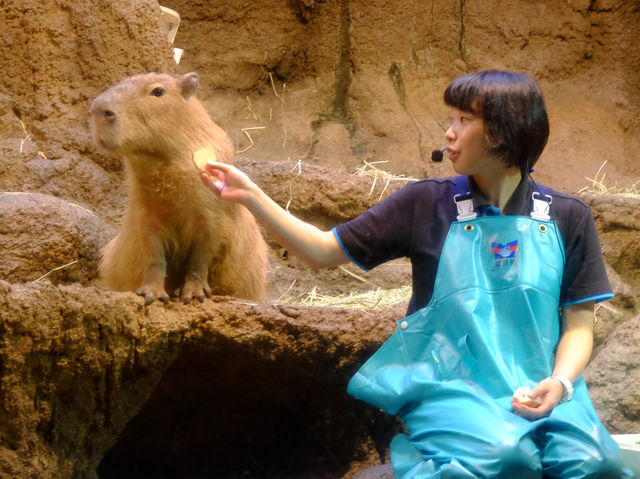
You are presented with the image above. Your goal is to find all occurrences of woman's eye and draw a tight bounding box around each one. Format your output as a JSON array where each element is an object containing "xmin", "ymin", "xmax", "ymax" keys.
[{"xmin": 151, "ymin": 87, "xmax": 165, "ymax": 97}]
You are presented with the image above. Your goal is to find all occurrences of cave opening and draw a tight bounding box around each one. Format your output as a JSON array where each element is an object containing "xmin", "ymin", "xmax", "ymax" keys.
[{"xmin": 97, "ymin": 337, "xmax": 395, "ymax": 478}]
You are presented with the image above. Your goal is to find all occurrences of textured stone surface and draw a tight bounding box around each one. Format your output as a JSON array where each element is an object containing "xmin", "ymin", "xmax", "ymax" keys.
[
  {"xmin": 0, "ymin": 192, "xmax": 113, "ymax": 284},
  {"xmin": 164, "ymin": 0, "xmax": 640, "ymax": 192},
  {"xmin": 584, "ymin": 314, "xmax": 640, "ymax": 434}
]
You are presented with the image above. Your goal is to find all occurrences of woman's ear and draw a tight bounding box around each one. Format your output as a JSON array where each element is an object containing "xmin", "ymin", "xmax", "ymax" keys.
[
  {"xmin": 484, "ymin": 128, "xmax": 509, "ymax": 161},
  {"xmin": 484, "ymin": 130, "xmax": 502, "ymax": 149}
]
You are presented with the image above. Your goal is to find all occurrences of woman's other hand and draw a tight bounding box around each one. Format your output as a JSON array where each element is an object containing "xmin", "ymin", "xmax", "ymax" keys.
[{"xmin": 512, "ymin": 377, "xmax": 564, "ymax": 420}]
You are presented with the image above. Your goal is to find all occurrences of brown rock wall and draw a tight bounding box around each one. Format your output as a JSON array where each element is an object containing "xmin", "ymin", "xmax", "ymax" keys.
[{"xmin": 165, "ymin": 0, "xmax": 640, "ymax": 191}]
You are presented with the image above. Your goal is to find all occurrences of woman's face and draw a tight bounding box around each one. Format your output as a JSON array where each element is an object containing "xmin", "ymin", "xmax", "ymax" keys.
[{"xmin": 445, "ymin": 107, "xmax": 498, "ymax": 176}]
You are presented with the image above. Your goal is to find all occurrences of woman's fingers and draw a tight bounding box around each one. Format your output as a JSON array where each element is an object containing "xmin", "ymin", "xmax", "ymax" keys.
[
  {"xmin": 204, "ymin": 161, "xmax": 230, "ymax": 175},
  {"xmin": 200, "ymin": 171, "xmax": 222, "ymax": 195}
]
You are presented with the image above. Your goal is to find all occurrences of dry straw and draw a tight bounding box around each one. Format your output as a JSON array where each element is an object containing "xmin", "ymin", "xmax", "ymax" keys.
[
  {"xmin": 578, "ymin": 161, "xmax": 640, "ymax": 198},
  {"xmin": 354, "ymin": 160, "xmax": 418, "ymax": 201},
  {"xmin": 274, "ymin": 283, "xmax": 411, "ymax": 310},
  {"xmin": 32, "ymin": 260, "xmax": 79, "ymax": 283},
  {"xmin": 237, "ymin": 126, "xmax": 266, "ymax": 153}
]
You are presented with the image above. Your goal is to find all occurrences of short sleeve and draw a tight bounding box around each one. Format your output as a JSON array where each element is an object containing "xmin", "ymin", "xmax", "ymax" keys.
[
  {"xmin": 333, "ymin": 184, "xmax": 416, "ymax": 271},
  {"xmin": 559, "ymin": 200, "xmax": 613, "ymax": 306}
]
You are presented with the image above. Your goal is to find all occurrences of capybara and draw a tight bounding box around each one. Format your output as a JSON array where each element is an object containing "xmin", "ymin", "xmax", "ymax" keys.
[{"xmin": 90, "ymin": 72, "xmax": 268, "ymax": 304}]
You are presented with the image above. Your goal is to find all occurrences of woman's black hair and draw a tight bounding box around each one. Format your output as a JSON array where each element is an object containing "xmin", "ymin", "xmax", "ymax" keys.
[{"xmin": 444, "ymin": 70, "xmax": 549, "ymax": 173}]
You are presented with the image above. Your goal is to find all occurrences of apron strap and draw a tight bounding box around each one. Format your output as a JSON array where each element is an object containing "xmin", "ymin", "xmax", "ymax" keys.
[
  {"xmin": 530, "ymin": 183, "xmax": 553, "ymax": 221},
  {"xmin": 453, "ymin": 175, "xmax": 477, "ymax": 221}
]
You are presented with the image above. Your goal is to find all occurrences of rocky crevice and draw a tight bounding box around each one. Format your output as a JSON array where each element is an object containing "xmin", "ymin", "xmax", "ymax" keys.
[
  {"xmin": 388, "ymin": 62, "xmax": 434, "ymax": 163},
  {"xmin": 307, "ymin": 0, "xmax": 355, "ymax": 162},
  {"xmin": 457, "ymin": 0, "xmax": 467, "ymax": 61}
]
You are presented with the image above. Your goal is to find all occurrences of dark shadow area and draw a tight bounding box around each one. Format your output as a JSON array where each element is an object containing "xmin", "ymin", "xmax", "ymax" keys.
[{"xmin": 98, "ymin": 337, "xmax": 398, "ymax": 478}]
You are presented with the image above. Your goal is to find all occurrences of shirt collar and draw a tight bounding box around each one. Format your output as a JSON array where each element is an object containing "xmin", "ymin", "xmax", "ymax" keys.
[{"xmin": 467, "ymin": 175, "xmax": 532, "ymax": 216}]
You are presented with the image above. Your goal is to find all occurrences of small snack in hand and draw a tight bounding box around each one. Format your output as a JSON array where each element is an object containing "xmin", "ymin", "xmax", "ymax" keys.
[
  {"xmin": 514, "ymin": 387, "xmax": 542, "ymax": 407},
  {"xmin": 194, "ymin": 148, "xmax": 217, "ymax": 170}
]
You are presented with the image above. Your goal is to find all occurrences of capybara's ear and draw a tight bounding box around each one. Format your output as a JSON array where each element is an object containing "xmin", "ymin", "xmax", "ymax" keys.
[{"xmin": 179, "ymin": 72, "xmax": 199, "ymax": 99}]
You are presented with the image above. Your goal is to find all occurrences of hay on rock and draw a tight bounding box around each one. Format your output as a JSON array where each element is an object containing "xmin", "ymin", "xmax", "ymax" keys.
[
  {"xmin": 354, "ymin": 160, "xmax": 417, "ymax": 200},
  {"xmin": 274, "ymin": 284, "xmax": 412, "ymax": 310},
  {"xmin": 579, "ymin": 161, "xmax": 640, "ymax": 198}
]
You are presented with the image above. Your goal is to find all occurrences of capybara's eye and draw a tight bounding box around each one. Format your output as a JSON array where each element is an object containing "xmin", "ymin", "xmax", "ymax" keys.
[{"xmin": 150, "ymin": 87, "xmax": 166, "ymax": 97}]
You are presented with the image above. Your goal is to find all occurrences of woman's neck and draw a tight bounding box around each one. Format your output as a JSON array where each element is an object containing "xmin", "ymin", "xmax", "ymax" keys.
[{"xmin": 473, "ymin": 166, "xmax": 523, "ymax": 212}]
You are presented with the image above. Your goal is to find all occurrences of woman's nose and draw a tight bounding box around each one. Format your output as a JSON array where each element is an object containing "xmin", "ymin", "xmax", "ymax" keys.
[{"xmin": 445, "ymin": 124, "xmax": 455, "ymax": 142}]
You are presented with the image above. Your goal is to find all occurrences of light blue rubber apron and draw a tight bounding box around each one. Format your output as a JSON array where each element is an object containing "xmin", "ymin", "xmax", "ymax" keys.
[{"xmin": 348, "ymin": 179, "xmax": 628, "ymax": 478}]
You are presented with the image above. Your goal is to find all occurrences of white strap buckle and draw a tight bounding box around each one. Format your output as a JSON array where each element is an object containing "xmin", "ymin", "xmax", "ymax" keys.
[
  {"xmin": 531, "ymin": 192, "xmax": 552, "ymax": 221},
  {"xmin": 454, "ymin": 193, "xmax": 477, "ymax": 221}
]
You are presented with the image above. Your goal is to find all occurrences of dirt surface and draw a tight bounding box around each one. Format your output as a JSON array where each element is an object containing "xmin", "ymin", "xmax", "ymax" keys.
[{"xmin": 0, "ymin": 0, "xmax": 639, "ymax": 478}]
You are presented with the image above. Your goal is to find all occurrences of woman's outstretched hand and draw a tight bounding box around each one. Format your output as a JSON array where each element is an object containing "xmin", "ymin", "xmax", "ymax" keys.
[
  {"xmin": 200, "ymin": 162, "xmax": 255, "ymax": 204},
  {"xmin": 511, "ymin": 377, "xmax": 564, "ymax": 420}
]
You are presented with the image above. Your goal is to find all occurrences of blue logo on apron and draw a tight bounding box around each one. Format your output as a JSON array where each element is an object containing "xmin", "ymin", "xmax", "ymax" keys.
[{"xmin": 491, "ymin": 240, "xmax": 518, "ymax": 259}]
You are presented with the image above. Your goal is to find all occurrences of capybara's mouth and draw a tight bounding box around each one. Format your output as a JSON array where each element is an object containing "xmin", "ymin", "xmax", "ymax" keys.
[
  {"xmin": 94, "ymin": 136, "xmax": 119, "ymax": 153},
  {"xmin": 96, "ymin": 137, "xmax": 110, "ymax": 150}
]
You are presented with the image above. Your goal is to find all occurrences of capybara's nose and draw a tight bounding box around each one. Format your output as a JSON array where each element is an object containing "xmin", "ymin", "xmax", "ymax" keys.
[{"xmin": 90, "ymin": 97, "xmax": 116, "ymax": 121}]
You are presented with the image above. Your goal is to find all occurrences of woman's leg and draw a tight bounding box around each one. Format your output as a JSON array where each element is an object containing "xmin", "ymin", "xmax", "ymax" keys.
[
  {"xmin": 539, "ymin": 400, "xmax": 629, "ymax": 478},
  {"xmin": 392, "ymin": 385, "xmax": 543, "ymax": 478}
]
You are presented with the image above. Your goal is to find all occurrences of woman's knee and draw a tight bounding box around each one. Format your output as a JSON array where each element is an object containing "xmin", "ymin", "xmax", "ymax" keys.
[
  {"xmin": 542, "ymin": 438, "xmax": 628, "ymax": 478},
  {"xmin": 493, "ymin": 440, "xmax": 542, "ymax": 478}
]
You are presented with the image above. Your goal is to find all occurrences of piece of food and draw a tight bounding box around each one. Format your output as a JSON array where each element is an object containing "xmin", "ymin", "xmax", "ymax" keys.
[
  {"xmin": 193, "ymin": 148, "xmax": 217, "ymax": 170},
  {"xmin": 514, "ymin": 386, "xmax": 542, "ymax": 407}
]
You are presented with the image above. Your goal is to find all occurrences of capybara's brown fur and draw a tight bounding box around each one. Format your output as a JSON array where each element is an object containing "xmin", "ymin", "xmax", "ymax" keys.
[{"xmin": 90, "ymin": 72, "xmax": 267, "ymax": 304}]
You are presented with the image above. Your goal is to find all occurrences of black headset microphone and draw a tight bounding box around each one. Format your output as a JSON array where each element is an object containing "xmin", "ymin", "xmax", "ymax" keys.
[{"xmin": 431, "ymin": 146, "xmax": 447, "ymax": 162}]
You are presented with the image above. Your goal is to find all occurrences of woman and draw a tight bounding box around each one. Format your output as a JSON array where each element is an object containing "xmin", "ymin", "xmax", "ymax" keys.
[{"xmin": 201, "ymin": 70, "xmax": 629, "ymax": 478}]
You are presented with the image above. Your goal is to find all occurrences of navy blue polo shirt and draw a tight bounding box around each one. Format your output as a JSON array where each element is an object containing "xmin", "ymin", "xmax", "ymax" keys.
[{"xmin": 333, "ymin": 175, "xmax": 613, "ymax": 315}]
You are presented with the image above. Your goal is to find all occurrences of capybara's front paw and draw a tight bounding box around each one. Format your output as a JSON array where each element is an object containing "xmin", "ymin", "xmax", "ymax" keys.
[
  {"xmin": 181, "ymin": 274, "xmax": 212, "ymax": 304},
  {"xmin": 136, "ymin": 283, "xmax": 169, "ymax": 305}
]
